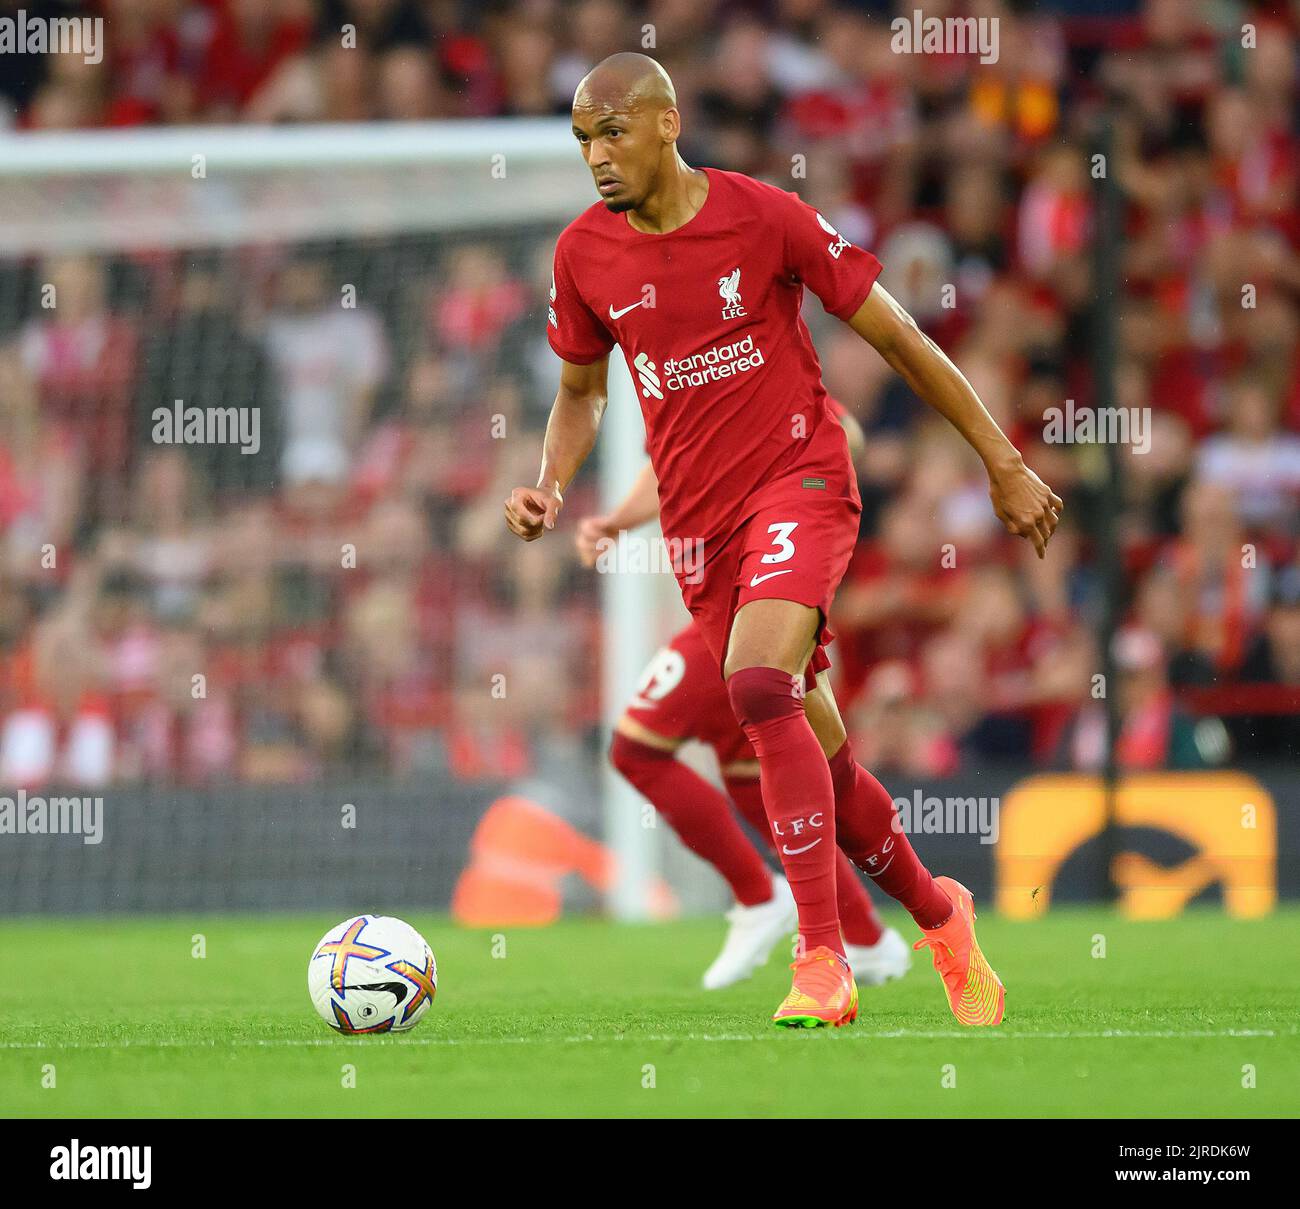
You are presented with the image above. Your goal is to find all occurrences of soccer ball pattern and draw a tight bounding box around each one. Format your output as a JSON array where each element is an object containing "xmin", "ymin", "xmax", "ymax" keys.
[{"xmin": 308, "ymin": 915, "xmax": 437, "ymax": 1034}]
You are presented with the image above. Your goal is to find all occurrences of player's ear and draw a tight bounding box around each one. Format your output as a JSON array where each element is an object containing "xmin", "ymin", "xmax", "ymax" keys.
[{"xmin": 660, "ymin": 106, "xmax": 680, "ymax": 143}]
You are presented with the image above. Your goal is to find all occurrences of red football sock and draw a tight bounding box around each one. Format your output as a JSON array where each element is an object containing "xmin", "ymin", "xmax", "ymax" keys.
[
  {"xmin": 726, "ymin": 773, "xmax": 883, "ymax": 946},
  {"xmin": 609, "ymin": 732, "xmax": 773, "ymax": 907},
  {"xmin": 726, "ymin": 666, "xmax": 842, "ymax": 956},
  {"xmin": 827, "ymin": 739, "xmax": 953, "ymax": 930}
]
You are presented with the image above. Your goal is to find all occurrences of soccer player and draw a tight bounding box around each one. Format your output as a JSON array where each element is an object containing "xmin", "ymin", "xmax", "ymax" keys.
[
  {"xmin": 505, "ymin": 54, "xmax": 1062, "ymax": 1028},
  {"xmin": 577, "ymin": 418, "xmax": 910, "ymax": 992}
]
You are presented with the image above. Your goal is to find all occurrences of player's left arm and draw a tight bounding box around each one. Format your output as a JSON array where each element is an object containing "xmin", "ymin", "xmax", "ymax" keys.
[{"xmin": 847, "ymin": 283, "xmax": 1063, "ymax": 558}]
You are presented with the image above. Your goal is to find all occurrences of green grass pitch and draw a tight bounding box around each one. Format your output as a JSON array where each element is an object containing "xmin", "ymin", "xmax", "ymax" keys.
[{"xmin": 2, "ymin": 909, "xmax": 1297, "ymax": 1118}]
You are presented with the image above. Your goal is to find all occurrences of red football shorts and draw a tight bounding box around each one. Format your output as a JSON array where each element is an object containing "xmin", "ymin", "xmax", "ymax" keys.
[
  {"xmin": 677, "ymin": 489, "xmax": 861, "ymax": 692},
  {"xmin": 622, "ymin": 621, "xmax": 756, "ymax": 766}
]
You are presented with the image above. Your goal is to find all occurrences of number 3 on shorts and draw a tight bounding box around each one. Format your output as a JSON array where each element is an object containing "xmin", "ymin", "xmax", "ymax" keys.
[{"xmin": 761, "ymin": 521, "xmax": 798, "ymax": 564}]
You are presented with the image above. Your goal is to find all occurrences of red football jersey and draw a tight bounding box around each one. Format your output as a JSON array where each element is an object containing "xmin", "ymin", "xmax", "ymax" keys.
[{"xmin": 548, "ymin": 167, "xmax": 882, "ymax": 562}]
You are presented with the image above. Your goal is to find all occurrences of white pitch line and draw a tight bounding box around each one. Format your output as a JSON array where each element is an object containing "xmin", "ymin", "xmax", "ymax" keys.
[{"xmin": 0, "ymin": 1028, "xmax": 1286, "ymax": 1052}]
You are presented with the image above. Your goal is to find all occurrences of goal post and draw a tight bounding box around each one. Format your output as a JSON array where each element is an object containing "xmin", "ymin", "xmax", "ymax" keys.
[
  {"xmin": 599, "ymin": 347, "xmax": 661, "ymax": 920},
  {"xmin": 0, "ymin": 120, "xmax": 598, "ymax": 250}
]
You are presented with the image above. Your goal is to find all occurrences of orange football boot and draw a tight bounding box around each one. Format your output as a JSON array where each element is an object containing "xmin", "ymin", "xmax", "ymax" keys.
[
  {"xmin": 772, "ymin": 946, "xmax": 859, "ymax": 1028},
  {"xmin": 913, "ymin": 876, "xmax": 1005, "ymax": 1026}
]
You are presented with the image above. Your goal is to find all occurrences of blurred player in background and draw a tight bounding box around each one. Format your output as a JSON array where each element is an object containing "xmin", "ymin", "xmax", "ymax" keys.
[
  {"xmin": 577, "ymin": 404, "xmax": 909, "ymax": 991},
  {"xmin": 507, "ymin": 54, "xmax": 1061, "ymax": 1028}
]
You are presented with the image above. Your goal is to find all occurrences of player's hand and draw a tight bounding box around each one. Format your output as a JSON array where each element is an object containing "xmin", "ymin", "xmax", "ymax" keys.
[
  {"xmin": 575, "ymin": 514, "xmax": 617, "ymax": 567},
  {"xmin": 988, "ymin": 458, "xmax": 1063, "ymax": 559},
  {"xmin": 504, "ymin": 485, "xmax": 562, "ymax": 541}
]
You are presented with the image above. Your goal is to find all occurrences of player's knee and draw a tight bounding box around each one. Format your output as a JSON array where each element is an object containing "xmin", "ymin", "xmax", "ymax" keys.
[
  {"xmin": 726, "ymin": 665, "xmax": 805, "ymax": 730},
  {"xmin": 802, "ymin": 677, "xmax": 847, "ymax": 760},
  {"xmin": 826, "ymin": 737, "xmax": 856, "ymax": 794},
  {"xmin": 608, "ymin": 730, "xmax": 670, "ymax": 784}
]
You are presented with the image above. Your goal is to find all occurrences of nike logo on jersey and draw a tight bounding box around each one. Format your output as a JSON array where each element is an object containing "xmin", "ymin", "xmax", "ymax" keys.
[
  {"xmin": 749, "ymin": 569, "xmax": 794, "ymax": 587},
  {"xmin": 609, "ymin": 300, "xmax": 646, "ymax": 320},
  {"xmin": 782, "ymin": 839, "xmax": 823, "ymax": 855}
]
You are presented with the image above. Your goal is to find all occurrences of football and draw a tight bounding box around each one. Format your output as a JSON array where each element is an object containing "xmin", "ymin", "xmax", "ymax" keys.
[{"xmin": 308, "ymin": 915, "xmax": 437, "ymax": 1034}]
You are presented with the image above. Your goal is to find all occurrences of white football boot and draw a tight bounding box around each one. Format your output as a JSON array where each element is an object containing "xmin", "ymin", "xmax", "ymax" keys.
[
  {"xmin": 844, "ymin": 927, "xmax": 911, "ymax": 986},
  {"xmin": 701, "ymin": 875, "xmax": 797, "ymax": 990}
]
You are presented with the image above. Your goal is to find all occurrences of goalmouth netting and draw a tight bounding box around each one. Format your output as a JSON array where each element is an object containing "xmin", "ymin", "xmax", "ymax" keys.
[{"xmin": 0, "ymin": 121, "xmax": 707, "ymax": 920}]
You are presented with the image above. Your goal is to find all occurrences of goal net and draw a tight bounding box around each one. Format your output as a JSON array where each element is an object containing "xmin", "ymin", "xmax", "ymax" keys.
[{"xmin": 0, "ymin": 120, "xmax": 708, "ymax": 920}]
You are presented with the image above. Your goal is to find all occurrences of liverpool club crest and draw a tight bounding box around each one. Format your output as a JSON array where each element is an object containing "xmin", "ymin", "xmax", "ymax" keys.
[{"xmin": 718, "ymin": 267, "xmax": 747, "ymax": 320}]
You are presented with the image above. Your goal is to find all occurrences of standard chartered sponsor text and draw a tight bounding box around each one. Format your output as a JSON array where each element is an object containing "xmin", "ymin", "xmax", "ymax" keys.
[{"xmin": 662, "ymin": 334, "xmax": 765, "ymax": 390}]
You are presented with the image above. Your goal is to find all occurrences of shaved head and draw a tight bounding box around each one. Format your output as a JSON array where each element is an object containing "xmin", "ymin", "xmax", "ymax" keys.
[
  {"xmin": 570, "ymin": 52, "xmax": 701, "ymax": 223},
  {"xmin": 574, "ymin": 52, "xmax": 676, "ymax": 115}
]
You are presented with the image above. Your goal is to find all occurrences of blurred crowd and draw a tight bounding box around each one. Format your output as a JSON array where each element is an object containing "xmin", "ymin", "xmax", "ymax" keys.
[{"xmin": 0, "ymin": 0, "xmax": 1297, "ymax": 788}]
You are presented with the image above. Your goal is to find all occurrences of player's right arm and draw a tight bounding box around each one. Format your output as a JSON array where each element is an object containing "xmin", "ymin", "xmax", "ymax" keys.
[{"xmin": 505, "ymin": 355, "xmax": 609, "ymax": 541}]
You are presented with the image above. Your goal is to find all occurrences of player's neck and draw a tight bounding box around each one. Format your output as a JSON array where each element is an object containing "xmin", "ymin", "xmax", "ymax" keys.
[{"xmin": 625, "ymin": 161, "xmax": 709, "ymax": 235}]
